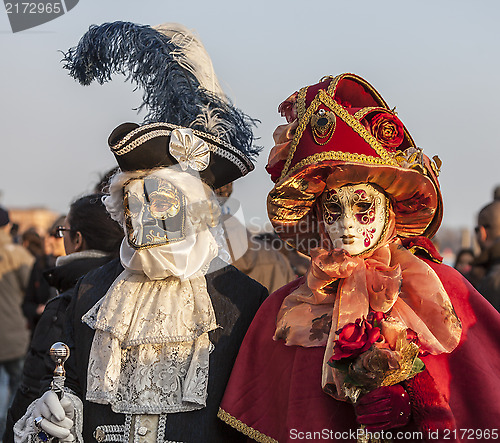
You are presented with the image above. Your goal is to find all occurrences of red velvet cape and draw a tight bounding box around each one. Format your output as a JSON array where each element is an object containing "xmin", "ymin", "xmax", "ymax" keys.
[{"xmin": 219, "ymin": 239, "xmax": 500, "ymax": 442}]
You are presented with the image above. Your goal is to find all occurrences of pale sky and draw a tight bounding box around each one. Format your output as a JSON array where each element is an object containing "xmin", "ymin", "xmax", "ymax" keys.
[{"xmin": 1, "ymin": 0, "xmax": 499, "ymax": 234}]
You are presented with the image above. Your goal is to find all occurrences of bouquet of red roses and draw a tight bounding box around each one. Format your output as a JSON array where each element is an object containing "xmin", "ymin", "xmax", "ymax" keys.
[{"xmin": 328, "ymin": 311, "xmax": 424, "ymax": 412}]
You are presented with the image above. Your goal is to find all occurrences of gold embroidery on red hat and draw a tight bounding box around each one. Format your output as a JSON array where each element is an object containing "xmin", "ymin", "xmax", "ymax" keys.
[
  {"xmin": 311, "ymin": 108, "xmax": 336, "ymax": 145},
  {"xmin": 318, "ymin": 90, "xmax": 399, "ymax": 166},
  {"xmin": 297, "ymin": 86, "xmax": 308, "ymax": 123}
]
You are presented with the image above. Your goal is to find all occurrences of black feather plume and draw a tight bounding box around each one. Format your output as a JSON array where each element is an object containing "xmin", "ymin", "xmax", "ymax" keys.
[{"xmin": 62, "ymin": 21, "xmax": 260, "ymax": 159}]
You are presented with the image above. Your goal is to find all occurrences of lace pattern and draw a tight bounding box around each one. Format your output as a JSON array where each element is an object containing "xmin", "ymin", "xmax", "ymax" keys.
[
  {"xmin": 83, "ymin": 272, "xmax": 217, "ymax": 345},
  {"xmin": 83, "ymin": 168, "xmax": 223, "ymax": 416},
  {"xmin": 86, "ymin": 332, "xmax": 212, "ymax": 414}
]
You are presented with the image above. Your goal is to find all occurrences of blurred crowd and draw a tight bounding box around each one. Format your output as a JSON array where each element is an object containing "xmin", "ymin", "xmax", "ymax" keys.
[{"xmin": 450, "ymin": 186, "xmax": 500, "ymax": 311}]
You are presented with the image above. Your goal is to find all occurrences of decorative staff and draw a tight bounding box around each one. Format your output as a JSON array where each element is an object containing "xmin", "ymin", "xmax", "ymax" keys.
[
  {"xmin": 48, "ymin": 342, "xmax": 70, "ymax": 398},
  {"xmin": 33, "ymin": 342, "xmax": 70, "ymax": 442}
]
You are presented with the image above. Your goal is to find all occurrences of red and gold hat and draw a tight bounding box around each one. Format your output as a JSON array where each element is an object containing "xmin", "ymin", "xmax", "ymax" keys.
[{"xmin": 267, "ymin": 73, "xmax": 443, "ymax": 254}]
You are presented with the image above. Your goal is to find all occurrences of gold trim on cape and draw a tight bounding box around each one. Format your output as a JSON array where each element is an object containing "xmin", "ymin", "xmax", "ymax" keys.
[
  {"xmin": 407, "ymin": 245, "xmax": 443, "ymax": 264},
  {"xmin": 217, "ymin": 408, "xmax": 278, "ymax": 443}
]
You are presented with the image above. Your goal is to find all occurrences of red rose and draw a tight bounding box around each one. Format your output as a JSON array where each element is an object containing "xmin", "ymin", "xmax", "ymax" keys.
[
  {"xmin": 367, "ymin": 311, "xmax": 386, "ymax": 328},
  {"xmin": 367, "ymin": 112, "xmax": 404, "ymax": 149},
  {"xmin": 330, "ymin": 318, "xmax": 381, "ymax": 361}
]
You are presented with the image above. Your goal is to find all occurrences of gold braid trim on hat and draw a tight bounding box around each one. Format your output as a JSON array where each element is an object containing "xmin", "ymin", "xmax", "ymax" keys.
[
  {"xmin": 111, "ymin": 121, "xmax": 250, "ymax": 160},
  {"xmin": 297, "ymin": 86, "xmax": 308, "ymax": 123},
  {"xmin": 326, "ymin": 73, "xmax": 389, "ymax": 106},
  {"xmin": 326, "ymin": 73, "xmax": 345, "ymax": 96},
  {"xmin": 112, "ymin": 122, "xmax": 170, "ymax": 154},
  {"xmin": 318, "ymin": 90, "xmax": 399, "ymax": 166},
  {"xmin": 279, "ymin": 94, "xmax": 323, "ymax": 181},
  {"xmin": 286, "ymin": 150, "xmax": 394, "ymax": 179},
  {"xmin": 217, "ymin": 408, "xmax": 278, "ymax": 443},
  {"xmin": 353, "ymin": 107, "xmax": 390, "ymax": 121},
  {"xmin": 279, "ymin": 89, "xmax": 399, "ymax": 182}
]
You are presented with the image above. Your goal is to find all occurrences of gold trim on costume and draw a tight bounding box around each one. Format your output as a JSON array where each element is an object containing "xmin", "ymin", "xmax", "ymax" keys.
[
  {"xmin": 326, "ymin": 74, "xmax": 343, "ymax": 96},
  {"xmin": 353, "ymin": 107, "xmax": 390, "ymax": 121},
  {"xmin": 217, "ymin": 408, "xmax": 278, "ymax": 443},
  {"xmin": 297, "ymin": 86, "xmax": 308, "ymax": 123},
  {"xmin": 393, "ymin": 147, "xmax": 428, "ymax": 176},
  {"xmin": 286, "ymin": 149, "xmax": 392, "ymax": 178},
  {"xmin": 278, "ymin": 88, "xmax": 400, "ymax": 182},
  {"xmin": 381, "ymin": 342, "xmax": 421, "ymax": 387},
  {"xmin": 407, "ymin": 245, "xmax": 443, "ymax": 264},
  {"xmin": 326, "ymin": 73, "xmax": 390, "ymax": 108},
  {"xmin": 279, "ymin": 94, "xmax": 322, "ymax": 181},
  {"xmin": 317, "ymin": 90, "xmax": 398, "ymax": 166},
  {"xmin": 311, "ymin": 109, "xmax": 336, "ymax": 145},
  {"xmin": 431, "ymin": 155, "xmax": 442, "ymax": 177}
]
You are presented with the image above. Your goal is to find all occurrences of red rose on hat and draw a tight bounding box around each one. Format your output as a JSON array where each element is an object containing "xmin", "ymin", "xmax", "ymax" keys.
[{"xmin": 366, "ymin": 112, "xmax": 404, "ymax": 150}]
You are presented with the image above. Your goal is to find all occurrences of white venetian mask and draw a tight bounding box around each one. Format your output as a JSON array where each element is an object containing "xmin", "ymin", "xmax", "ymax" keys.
[{"xmin": 321, "ymin": 183, "xmax": 387, "ymax": 256}]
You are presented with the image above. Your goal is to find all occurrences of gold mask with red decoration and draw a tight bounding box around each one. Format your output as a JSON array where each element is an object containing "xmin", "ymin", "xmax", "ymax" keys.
[{"xmin": 266, "ymin": 73, "xmax": 443, "ymax": 255}]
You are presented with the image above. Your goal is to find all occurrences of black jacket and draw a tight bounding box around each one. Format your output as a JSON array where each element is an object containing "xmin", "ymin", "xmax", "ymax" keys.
[
  {"xmin": 3, "ymin": 254, "xmax": 114, "ymax": 443},
  {"xmin": 22, "ymin": 254, "xmax": 58, "ymax": 332},
  {"xmin": 61, "ymin": 258, "xmax": 268, "ymax": 443}
]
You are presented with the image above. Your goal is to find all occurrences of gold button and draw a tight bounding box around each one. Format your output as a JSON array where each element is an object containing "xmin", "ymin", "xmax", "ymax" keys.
[{"xmin": 94, "ymin": 428, "xmax": 106, "ymax": 442}]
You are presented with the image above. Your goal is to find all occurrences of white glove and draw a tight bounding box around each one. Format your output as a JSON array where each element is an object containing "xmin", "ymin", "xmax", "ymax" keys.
[{"xmin": 33, "ymin": 390, "xmax": 75, "ymax": 442}]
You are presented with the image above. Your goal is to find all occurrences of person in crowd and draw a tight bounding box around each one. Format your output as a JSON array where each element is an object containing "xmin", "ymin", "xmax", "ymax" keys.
[
  {"xmin": 0, "ymin": 207, "xmax": 35, "ymax": 438},
  {"xmin": 493, "ymin": 185, "xmax": 500, "ymax": 201},
  {"xmin": 94, "ymin": 167, "xmax": 120, "ymax": 194},
  {"xmin": 9, "ymin": 224, "xmax": 20, "ymax": 245},
  {"xmin": 473, "ymin": 199, "xmax": 500, "ymax": 310},
  {"xmin": 14, "ymin": 21, "xmax": 266, "ymax": 443},
  {"xmin": 454, "ymin": 248, "xmax": 475, "ymax": 276},
  {"xmin": 215, "ymin": 182, "xmax": 296, "ymax": 294},
  {"xmin": 3, "ymin": 194, "xmax": 123, "ymax": 443},
  {"xmin": 256, "ymin": 231, "xmax": 311, "ymax": 278},
  {"xmin": 453, "ymin": 247, "xmax": 481, "ymax": 288},
  {"xmin": 220, "ymin": 73, "xmax": 500, "ymax": 442},
  {"xmin": 22, "ymin": 216, "xmax": 66, "ymax": 333},
  {"xmin": 20, "ymin": 229, "xmax": 44, "ymax": 260}
]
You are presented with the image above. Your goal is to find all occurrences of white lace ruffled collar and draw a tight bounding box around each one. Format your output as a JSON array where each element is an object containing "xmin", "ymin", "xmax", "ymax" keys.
[{"xmin": 83, "ymin": 223, "xmax": 219, "ymax": 414}]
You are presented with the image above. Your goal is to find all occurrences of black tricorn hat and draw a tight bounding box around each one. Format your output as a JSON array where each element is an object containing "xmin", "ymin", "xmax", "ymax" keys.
[{"xmin": 109, "ymin": 122, "xmax": 254, "ymax": 189}]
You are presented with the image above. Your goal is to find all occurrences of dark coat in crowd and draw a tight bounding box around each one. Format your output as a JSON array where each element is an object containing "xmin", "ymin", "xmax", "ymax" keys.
[
  {"xmin": 3, "ymin": 254, "xmax": 114, "ymax": 443},
  {"xmin": 22, "ymin": 254, "xmax": 58, "ymax": 332},
  {"xmin": 475, "ymin": 239, "xmax": 500, "ymax": 311}
]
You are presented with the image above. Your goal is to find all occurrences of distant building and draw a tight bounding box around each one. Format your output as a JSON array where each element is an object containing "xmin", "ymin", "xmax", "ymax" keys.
[{"xmin": 8, "ymin": 208, "xmax": 60, "ymax": 235}]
